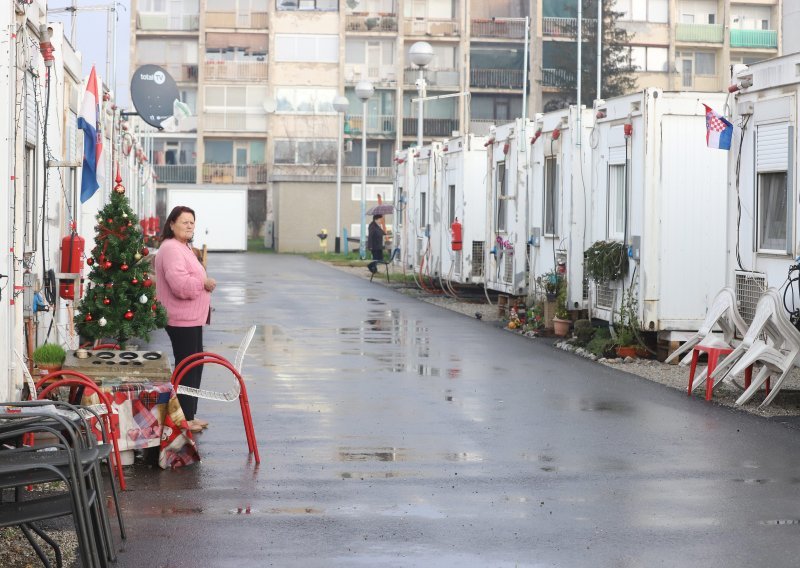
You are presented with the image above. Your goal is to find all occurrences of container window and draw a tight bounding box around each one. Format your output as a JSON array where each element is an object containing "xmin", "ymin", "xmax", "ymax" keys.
[
  {"xmin": 607, "ymin": 164, "xmax": 626, "ymax": 240},
  {"xmin": 496, "ymin": 162, "xmax": 507, "ymax": 232},
  {"xmin": 544, "ymin": 156, "xmax": 558, "ymax": 236},
  {"xmin": 757, "ymin": 172, "xmax": 789, "ymax": 252}
]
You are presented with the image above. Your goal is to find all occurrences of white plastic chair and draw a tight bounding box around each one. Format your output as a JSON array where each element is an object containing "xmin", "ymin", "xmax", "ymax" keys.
[
  {"xmin": 726, "ymin": 290, "xmax": 800, "ymax": 407},
  {"xmin": 171, "ymin": 325, "xmax": 260, "ymax": 463},
  {"xmin": 665, "ymin": 287, "xmax": 749, "ymax": 366},
  {"xmin": 697, "ymin": 288, "xmax": 786, "ymax": 395}
]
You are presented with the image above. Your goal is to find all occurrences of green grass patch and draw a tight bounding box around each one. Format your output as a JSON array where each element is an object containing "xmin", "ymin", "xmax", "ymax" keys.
[{"xmin": 247, "ymin": 238, "xmax": 274, "ymax": 253}]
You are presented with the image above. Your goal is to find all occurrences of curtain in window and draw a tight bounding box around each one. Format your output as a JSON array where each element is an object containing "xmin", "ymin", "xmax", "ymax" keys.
[{"xmin": 758, "ymin": 172, "xmax": 788, "ymax": 251}]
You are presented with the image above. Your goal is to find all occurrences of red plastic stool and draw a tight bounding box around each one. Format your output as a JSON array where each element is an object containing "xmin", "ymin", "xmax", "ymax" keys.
[{"xmin": 688, "ymin": 344, "xmax": 754, "ymax": 401}]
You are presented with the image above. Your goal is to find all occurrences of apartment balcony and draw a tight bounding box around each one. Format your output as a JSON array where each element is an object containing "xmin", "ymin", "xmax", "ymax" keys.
[
  {"xmin": 542, "ymin": 17, "xmax": 597, "ymax": 38},
  {"xmin": 676, "ymin": 23, "xmax": 724, "ymax": 43},
  {"xmin": 347, "ymin": 114, "xmax": 397, "ymax": 136},
  {"xmin": 145, "ymin": 63, "xmax": 198, "ymax": 82},
  {"xmin": 203, "ymin": 61, "xmax": 268, "ymax": 81},
  {"xmin": 153, "ymin": 164, "xmax": 196, "ymax": 184},
  {"xmin": 137, "ymin": 12, "xmax": 199, "ymax": 32},
  {"xmin": 345, "ymin": 13, "xmax": 398, "ymax": 32},
  {"xmin": 205, "ymin": 11, "xmax": 268, "ymax": 29},
  {"xmin": 204, "ymin": 110, "xmax": 268, "ymax": 132},
  {"xmin": 470, "ymin": 68, "xmax": 523, "ymax": 89},
  {"xmin": 730, "ymin": 28, "xmax": 778, "ymax": 49},
  {"xmin": 403, "ymin": 18, "xmax": 459, "ymax": 37},
  {"xmin": 343, "ymin": 165, "xmax": 393, "ymax": 178},
  {"xmin": 470, "ymin": 18, "xmax": 526, "ymax": 40},
  {"xmin": 202, "ymin": 163, "xmax": 268, "ymax": 184},
  {"xmin": 344, "ymin": 64, "xmax": 397, "ymax": 86},
  {"xmin": 403, "ymin": 67, "xmax": 460, "ymax": 88},
  {"xmin": 541, "ymin": 68, "xmax": 575, "ymax": 87},
  {"xmin": 402, "ymin": 117, "xmax": 459, "ymax": 137}
]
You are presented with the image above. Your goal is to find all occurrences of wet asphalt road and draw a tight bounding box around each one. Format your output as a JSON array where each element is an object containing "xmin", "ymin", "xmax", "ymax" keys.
[{"xmin": 116, "ymin": 253, "xmax": 800, "ymax": 568}]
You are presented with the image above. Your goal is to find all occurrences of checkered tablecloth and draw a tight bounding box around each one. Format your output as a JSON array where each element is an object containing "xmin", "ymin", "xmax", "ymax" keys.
[{"xmin": 81, "ymin": 381, "xmax": 200, "ymax": 469}]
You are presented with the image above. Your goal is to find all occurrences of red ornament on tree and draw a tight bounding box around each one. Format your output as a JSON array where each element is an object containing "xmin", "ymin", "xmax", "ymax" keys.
[
  {"xmin": 151, "ymin": 303, "xmax": 158, "ymax": 311},
  {"xmin": 113, "ymin": 166, "xmax": 126, "ymax": 194},
  {"xmin": 124, "ymin": 310, "xmax": 134, "ymax": 320},
  {"xmin": 99, "ymin": 254, "xmax": 105, "ymax": 262},
  {"xmin": 141, "ymin": 247, "xmax": 149, "ymax": 256},
  {"xmin": 105, "ymin": 282, "xmax": 114, "ymax": 289},
  {"xmin": 143, "ymin": 279, "xmax": 153, "ymax": 288},
  {"xmin": 120, "ymin": 263, "xmax": 129, "ymax": 272},
  {"xmin": 103, "ymin": 297, "xmax": 111, "ymax": 305},
  {"xmin": 103, "ymin": 261, "xmax": 112, "ymax": 270},
  {"xmin": 107, "ymin": 218, "xmax": 114, "ymax": 224},
  {"xmin": 131, "ymin": 278, "xmax": 139, "ymax": 285},
  {"xmin": 87, "ymin": 257, "xmax": 94, "ymax": 266},
  {"xmin": 85, "ymin": 313, "xmax": 93, "ymax": 322}
]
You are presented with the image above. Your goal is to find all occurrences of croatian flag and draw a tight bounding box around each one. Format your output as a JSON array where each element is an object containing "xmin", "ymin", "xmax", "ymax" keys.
[
  {"xmin": 78, "ymin": 66, "xmax": 105, "ymax": 203},
  {"xmin": 703, "ymin": 104, "xmax": 733, "ymax": 151}
]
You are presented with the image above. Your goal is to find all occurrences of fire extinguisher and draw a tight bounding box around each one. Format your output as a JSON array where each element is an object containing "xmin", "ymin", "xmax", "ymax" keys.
[
  {"xmin": 59, "ymin": 222, "xmax": 85, "ymax": 301},
  {"xmin": 451, "ymin": 218, "xmax": 462, "ymax": 251}
]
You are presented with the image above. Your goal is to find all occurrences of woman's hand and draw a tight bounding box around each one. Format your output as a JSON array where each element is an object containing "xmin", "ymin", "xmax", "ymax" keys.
[{"xmin": 204, "ymin": 277, "xmax": 216, "ymax": 292}]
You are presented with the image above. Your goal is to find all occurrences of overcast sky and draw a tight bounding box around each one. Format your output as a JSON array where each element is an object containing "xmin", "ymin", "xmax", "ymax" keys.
[{"xmin": 49, "ymin": 0, "xmax": 132, "ymax": 107}]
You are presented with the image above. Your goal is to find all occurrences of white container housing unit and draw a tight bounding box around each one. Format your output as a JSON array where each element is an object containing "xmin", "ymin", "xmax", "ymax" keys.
[
  {"xmin": 726, "ymin": 54, "xmax": 800, "ymax": 324},
  {"xmin": 437, "ymin": 134, "xmax": 489, "ymax": 285},
  {"xmin": 393, "ymin": 148, "xmax": 414, "ymax": 267},
  {"xmin": 485, "ymin": 118, "xmax": 535, "ymax": 296},
  {"xmin": 406, "ymin": 144, "xmax": 442, "ymax": 276},
  {"xmin": 528, "ymin": 106, "xmax": 594, "ymax": 310},
  {"xmin": 588, "ymin": 88, "xmax": 729, "ymax": 334}
]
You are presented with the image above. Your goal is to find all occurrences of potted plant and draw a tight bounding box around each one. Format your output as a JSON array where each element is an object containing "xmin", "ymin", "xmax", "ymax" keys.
[
  {"xmin": 32, "ymin": 343, "xmax": 66, "ymax": 375},
  {"xmin": 552, "ymin": 281, "xmax": 571, "ymax": 337},
  {"xmin": 538, "ymin": 269, "xmax": 560, "ymax": 301},
  {"xmin": 584, "ymin": 240, "xmax": 628, "ymax": 283},
  {"xmin": 614, "ymin": 286, "xmax": 640, "ymax": 358}
]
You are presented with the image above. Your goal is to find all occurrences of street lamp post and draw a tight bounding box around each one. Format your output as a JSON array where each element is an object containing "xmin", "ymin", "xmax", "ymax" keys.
[
  {"xmin": 333, "ymin": 95, "xmax": 349, "ymax": 254},
  {"xmin": 355, "ymin": 80, "xmax": 374, "ymax": 260},
  {"xmin": 408, "ymin": 41, "xmax": 433, "ymax": 149}
]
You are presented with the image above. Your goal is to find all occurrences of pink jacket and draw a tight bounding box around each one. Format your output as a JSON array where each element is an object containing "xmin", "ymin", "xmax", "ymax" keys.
[{"xmin": 154, "ymin": 238, "xmax": 211, "ymax": 327}]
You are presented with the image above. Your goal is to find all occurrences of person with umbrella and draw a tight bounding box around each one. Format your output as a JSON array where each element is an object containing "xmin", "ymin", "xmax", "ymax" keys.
[{"xmin": 367, "ymin": 214, "xmax": 386, "ymax": 274}]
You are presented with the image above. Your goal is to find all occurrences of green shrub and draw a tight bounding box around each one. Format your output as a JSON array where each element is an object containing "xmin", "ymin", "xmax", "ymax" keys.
[
  {"xmin": 586, "ymin": 327, "xmax": 616, "ymax": 357},
  {"xmin": 573, "ymin": 319, "xmax": 594, "ymax": 346},
  {"xmin": 584, "ymin": 240, "xmax": 628, "ymax": 282}
]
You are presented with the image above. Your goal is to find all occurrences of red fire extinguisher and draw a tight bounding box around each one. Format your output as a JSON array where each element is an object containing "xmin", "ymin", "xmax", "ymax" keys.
[
  {"xmin": 451, "ymin": 218, "xmax": 462, "ymax": 251},
  {"xmin": 59, "ymin": 222, "xmax": 85, "ymax": 301}
]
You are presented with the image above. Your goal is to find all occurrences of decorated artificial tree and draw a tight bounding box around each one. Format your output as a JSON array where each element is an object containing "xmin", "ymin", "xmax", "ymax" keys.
[{"xmin": 74, "ymin": 168, "xmax": 168, "ymax": 346}]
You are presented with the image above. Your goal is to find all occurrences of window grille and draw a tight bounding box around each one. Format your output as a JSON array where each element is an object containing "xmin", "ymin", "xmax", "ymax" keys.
[
  {"xmin": 471, "ymin": 241, "xmax": 484, "ymax": 277},
  {"xmin": 735, "ymin": 271, "xmax": 767, "ymax": 325}
]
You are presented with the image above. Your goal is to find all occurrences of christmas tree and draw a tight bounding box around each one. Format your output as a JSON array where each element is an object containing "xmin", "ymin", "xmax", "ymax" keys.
[{"xmin": 74, "ymin": 169, "xmax": 168, "ymax": 345}]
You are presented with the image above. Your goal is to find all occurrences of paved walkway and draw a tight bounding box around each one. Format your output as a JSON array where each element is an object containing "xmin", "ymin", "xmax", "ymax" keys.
[{"xmin": 116, "ymin": 253, "xmax": 800, "ymax": 567}]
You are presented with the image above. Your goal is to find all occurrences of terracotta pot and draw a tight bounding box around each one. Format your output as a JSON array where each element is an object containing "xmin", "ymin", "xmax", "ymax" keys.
[
  {"xmin": 37, "ymin": 364, "xmax": 62, "ymax": 376},
  {"xmin": 552, "ymin": 317, "xmax": 571, "ymax": 337},
  {"xmin": 616, "ymin": 345, "xmax": 638, "ymax": 359}
]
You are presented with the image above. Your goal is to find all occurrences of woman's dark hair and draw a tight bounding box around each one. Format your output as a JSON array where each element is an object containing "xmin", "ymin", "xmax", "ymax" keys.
[
  {"xmin": 160, "ymin": 206, "xmax": 196, "ymax": 241},
  {"xmin": 372, "ymin": 214, "xmax": 383, "ymax": 221}
]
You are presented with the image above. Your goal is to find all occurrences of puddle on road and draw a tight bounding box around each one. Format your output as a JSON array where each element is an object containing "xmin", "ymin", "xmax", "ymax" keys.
[
  {"xmin": 760, "ymin": 519, "xmax": 800, "ymax": 526},
  {"xmin": 156, "ymin": 506, "xmax": 204, "ymax": 516},
  {"xmin": 338, "ymin": 447, "xmax": 408, "ymax": 462},
  {"xmin": 340, "ymin": 471, "xmax": 409, "ymax": 479},
  {"xmin": 579, "ymin": 399, "xmax": 635, "ymax": 415}
]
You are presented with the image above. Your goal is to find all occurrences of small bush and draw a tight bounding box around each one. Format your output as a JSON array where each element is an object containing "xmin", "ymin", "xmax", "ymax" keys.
[
  {"xmin": 586, "ymin": 327, "xmax": 616, "ymax": 357},
  {"xmin": 32, "ymin": 343, "xmax": 66, "ymax": 366},
  {"xmin": 573, "ymin": 319, "xmax": 594, "ymax": 346}
]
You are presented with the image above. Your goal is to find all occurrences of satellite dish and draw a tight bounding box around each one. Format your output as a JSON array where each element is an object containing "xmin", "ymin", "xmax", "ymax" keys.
[
  {"xmin": 263, "ymin": 97, "xmax": 276, "ymax": 114},
  {"xmin": 130, "ymin": 65, "xmax": 179, "ymax": 128}
]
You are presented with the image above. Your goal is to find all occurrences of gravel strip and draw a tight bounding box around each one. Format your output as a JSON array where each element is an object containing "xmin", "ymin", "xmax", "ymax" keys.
[{"xmin": 330, "ymin": 260, "xmax": 800, "ymax": 419}]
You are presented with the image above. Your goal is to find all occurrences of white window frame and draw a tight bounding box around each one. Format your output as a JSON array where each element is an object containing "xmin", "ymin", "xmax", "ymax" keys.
[
  {"xmin": 607, "ymin": 163, "xmax": 626, "ymax": 241},
  {"xmin": 543, "ymin": 156, "xmax": 559, "ymax": 237},
  {"xmin": 275, "ymin": 87, "xmax": 337, "ymax": 114},
  {"xmin": 273, "ymin": 138, "xmax": 337, "ymax": 165},
  {"xmin": 496, "ymin": 161, "xmax": 507, "ymax": 232}
]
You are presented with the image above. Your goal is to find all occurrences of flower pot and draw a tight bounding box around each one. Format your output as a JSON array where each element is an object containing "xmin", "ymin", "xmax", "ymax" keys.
[
  {"xmin": 615, "ymin": 345, "xmax": 638, "ymax": 359},
  {"xmin": 37, "ymin": 364, "xmax": 62, "ymax": 377},
  {"xmin": 552, "ymin": 317, "xmax": 571, "ymax": 337}
]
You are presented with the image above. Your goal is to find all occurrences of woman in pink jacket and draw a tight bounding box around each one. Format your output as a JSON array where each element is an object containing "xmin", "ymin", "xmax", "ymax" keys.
[{"xmin": 155, "ymin": 205, "xmax": 216, "ymax": 432}]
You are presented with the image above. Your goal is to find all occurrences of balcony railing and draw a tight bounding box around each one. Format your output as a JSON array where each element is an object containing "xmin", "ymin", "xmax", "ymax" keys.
[
  {"xmin": 153, "ymin": 164, "xmax": 197, "ymax": 184},
  {"xmin": 730, "ymin": 28, "xmax": 778, "ymax": 49},
  {"xmin": 205, "ymin": 11, "xmax": 269, "ymax": 28},
  {"xmin": 542, "ymin": 17, "xmax": 597, "ymax": 37},
  {"xmin": 404, "ymin": 18, "xmax": 459, "ymax": 37},
  {"xmin": 202, "ymin": 163, "xmax": 268, "ymax": 184},
  {"xmin": 203, "ymin": 61, "xmax": 268, "ymax": 81},
  {"xmin": 470, "ymin": 18, "xmax": 526, "ymax": 39},
  {"xmin": 344, "ymin": 64, "xmax": 397, "ymax": 85},
  {"xmin": 541, "ymin": 68, "xmax": 575, "ymax": 87},
  {"xmin": 343, "ymin": 165, "xmax": 394, "ymax": 178},
  {"xmin": 204, "ymin": 110, "xmax": 268, "ymax": 132},
  {"xmin": 470, "ymin": 68, "xmax": 523, "ymax": 89},
  {"xmin": 345, "ymin": 14, "xmax": 398, "ymax": 32},
  {"xmin": 676, "ymin": 23, "xmax": 724, "ymax": 43},
  {"xmin": 137, "ymin": 12, "xmax": 199, "ymax": 31},
  {"xmin": 469, "ymin": 119, "xmax": 496, "ymax": 135},
  {"xmin": 403, "ymin": 67, "xmax": 460, "ymax": 88},
  {"xmin": 347, "ymin": 114, "xmax": 397, "ymax": 136},
  {"xmin": 402, "ymin": 117, "xmax": 459, "ymax": 137}
]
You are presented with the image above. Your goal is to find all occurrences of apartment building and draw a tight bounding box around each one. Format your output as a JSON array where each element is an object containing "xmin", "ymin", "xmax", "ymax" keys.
[
  {"xmin": 130, "ymin": 0, "xmax": 533, "ymax": 251},
  {"xmin": 541, "ymin": 0, "xmax": 781, "ymax": 109}
]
